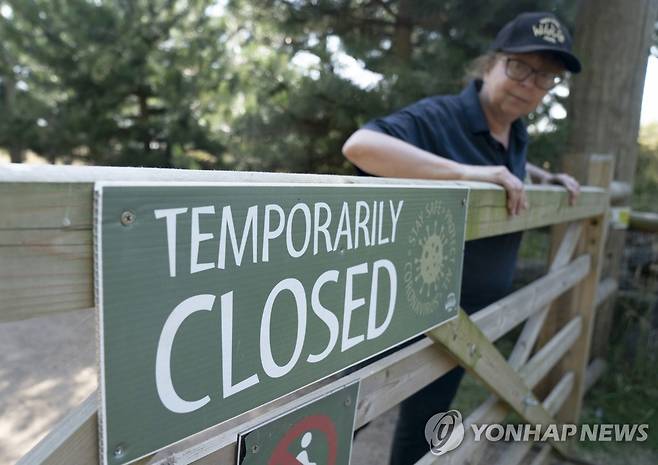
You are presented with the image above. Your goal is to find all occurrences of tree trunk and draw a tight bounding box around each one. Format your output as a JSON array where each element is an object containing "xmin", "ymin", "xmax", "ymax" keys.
[
  {"xmin": 565, "ymin": 0, "xmax": 657, "ymax": 183},
  {"xmin": 561, "ymin": 0, "xmax": 657, "ymax": 364},
  {"xmin": 9, "ymin": 147, "xmax": 24, "ymax": 163},
  {"xmin": 2, "ymin": 67, "xmax": 25, "ymax": 163},
  {"xmin": 138, "ymin": 88, "xmax": 151, "ymax": 154},
  {"xmin": 392, "ymin": 0, "xmax": 413, "ymax": 63}
]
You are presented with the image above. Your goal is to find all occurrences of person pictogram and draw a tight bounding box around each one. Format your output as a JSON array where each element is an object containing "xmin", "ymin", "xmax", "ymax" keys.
[
  {"xmin": 295, "ymin": 432, "xmax": 318, "ymax": 465},
  {"xmin": 269, "ymin": 415, "xmax": 337, "ymax": 465}
]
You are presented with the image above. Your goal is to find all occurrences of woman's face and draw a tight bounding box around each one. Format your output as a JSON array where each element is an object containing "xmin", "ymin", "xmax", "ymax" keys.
[{"xmin": 482, "ymin": 52, "xmax": 565, "ymax": 120}]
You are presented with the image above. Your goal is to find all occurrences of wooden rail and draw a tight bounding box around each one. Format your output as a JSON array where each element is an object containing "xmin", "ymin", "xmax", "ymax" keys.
[
  {"xmin": 629, "ymin": 210, "xmax": 658, "ymax": 233},
  {"xmin": 0, "ymin": 164, "xmax": 605, "ymax": 323},
  {"xmin": 609, "ymin": 180, "xmax": 631, "ymax": 203},
  {"xmin": 1, "ymin": 161, "xmax": 612, "ymax": 465}
]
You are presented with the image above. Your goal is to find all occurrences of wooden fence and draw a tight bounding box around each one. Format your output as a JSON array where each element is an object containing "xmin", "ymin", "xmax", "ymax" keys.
[{"xmin": 2, "ymin": 155, "xmax": 616, "ymax": 465}]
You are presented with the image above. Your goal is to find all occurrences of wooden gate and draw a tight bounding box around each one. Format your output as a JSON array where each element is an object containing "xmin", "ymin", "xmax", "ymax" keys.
[{"xmin": 2, "ymin": 155, "xmax": 615, "ymax": 465}]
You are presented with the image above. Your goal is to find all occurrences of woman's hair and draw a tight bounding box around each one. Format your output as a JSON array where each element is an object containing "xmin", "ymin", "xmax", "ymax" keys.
[
  {"xmin": 462, "ymin": 52, "xmax": 499, "ymax": 85},
  {"xmin": 462, "ymin": 50, "xmax": 567, "ymax": 85}
]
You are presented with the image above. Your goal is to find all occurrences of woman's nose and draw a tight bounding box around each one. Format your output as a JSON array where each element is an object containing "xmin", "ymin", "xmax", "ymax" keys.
[{"xmin": 519, "ymin": 74, "xmax": 535, "ymax": 88}]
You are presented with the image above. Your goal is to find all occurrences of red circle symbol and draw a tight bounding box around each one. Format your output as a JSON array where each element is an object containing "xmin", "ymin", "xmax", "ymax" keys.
[{"xmin": 268, "ymin": 415, "xmax": 338, "ymax": 465}]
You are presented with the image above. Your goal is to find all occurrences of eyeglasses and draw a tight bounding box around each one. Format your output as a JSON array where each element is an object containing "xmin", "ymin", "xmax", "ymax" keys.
[{"xmin": 504, "ymin": 57, "xmax": 564, "ymax": 90}]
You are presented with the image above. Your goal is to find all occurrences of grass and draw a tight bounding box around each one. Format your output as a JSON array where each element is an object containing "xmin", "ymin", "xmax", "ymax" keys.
[
  {"xmin": 449, "ymin": 253, "xmax": 658, "ymax": 464},
  {"xmin": 579, "ymin": 293, "xmax": 658, "ymax": 454}
]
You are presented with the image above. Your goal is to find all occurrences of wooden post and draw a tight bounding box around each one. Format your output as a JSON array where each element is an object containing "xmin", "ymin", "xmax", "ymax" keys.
[
  {"xmin": 552, "ymin": 154, "xmax": 614, "ymax": 423},
  {"xmin": 565, "ymin": 0, "xmax": 657, "ymax": 360}
]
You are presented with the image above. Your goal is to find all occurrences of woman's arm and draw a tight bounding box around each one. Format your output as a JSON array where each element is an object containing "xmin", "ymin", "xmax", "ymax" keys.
[
  {"xmin": 342, "ymin": 128, "xmax": 464, "ymax": 179},
  {"xmin": 526, "ymin": 162, "xmax": 580, "ymax": 205},
  {"xmin": 526, "ymin": 162, "xmax": 553, "ymax": 184},
  {"xmin": 343, "ymin": 128, "xmax": 528, "ymax": 216}
]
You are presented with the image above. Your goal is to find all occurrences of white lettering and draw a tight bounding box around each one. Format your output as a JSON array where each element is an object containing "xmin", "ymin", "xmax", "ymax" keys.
[
  {"xmin": 485, "ymin": 425, "xmax": 505, "ymax": 441},
  {"xmin": 286, "ymin": 203, "xmax": 312, "ymax": 258},
  {"xmin": 313, "ymin": 202, "xmax": 333, "ymax": 254},
  {"xmin": 366, "ymin": 259, "xmax": 397, "ymax": 340},
  {"xmin": 342, "ymin": 263, "xmax": 367, "ymax": 351},
  {"xmin": 377, "ymin": 201, "xmax": 389, "ymax": 244},
  {"xmin": 389, "ymin": 200, "xmax": 404, "ymax": 243},
  {"xmin": 155, "ymin": 294, "xmax": 213, "ymax": 413},
  {"xmin": 370, "ymin": 200, "xmax": 377, "ymax": 246},
  {"xmin": 221, "ymin": 291, "xmax": 259, "ymax": 398},
  {"xmin": 307, "ymin": 270, "xmax": 340, "ymax": 363},
  {"xmin": 262, "ymin": 204, "xmax": 285, "ymax": 262},
  {"xmin": 541, "ymin": 424, "xmax": 560, "ymax": 441},
  {"xmin": 154, "ymin": 207, "xmax": 188, "ymax": 277},
  {"xmin": 470, "ymin": 424, "xmax": 488, "ymax": 441},
  {"xmin": 599, "ymin": 424, "xmax": 613, "ymax": 441},
  {"xmin": 523, "ymin": 424, "xmax": 542, "ymax": 441},
  {"xmin": 614, "ymin": 424, "xmax": 637, "ymax": 442},
  {"xmin": 354, "ymin": 201, "xmax": 371, "ymax": 248},
  {"xmin": 260, "ymin": 278, "xmax": 307, "ymax": 378},
  {"xmin": 506, "ymin": 424, "xmax": 523, "ymax": 442},
  {"xmin": 333, "ymin": 202, "xmax": 353, "ymax": 251},
  {"xmin": 580, "ymin": 424, "xmax": 598, "ymax": 441},
  {"xmin": 218, "ymin": 205, "xmax": 258, "ymax": 269},
  {"xmin": 562, "ymin": 424, "xmax": 578, "ymax": 440},
  {"xmin": 191, "ymin": 206, "xmax": 216, "ymax": 273}
]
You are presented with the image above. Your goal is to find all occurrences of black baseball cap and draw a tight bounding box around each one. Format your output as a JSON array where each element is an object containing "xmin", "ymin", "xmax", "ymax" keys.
[{"xmin": 490, "ymin": 12, "xmax": 582, "ymax": 73}]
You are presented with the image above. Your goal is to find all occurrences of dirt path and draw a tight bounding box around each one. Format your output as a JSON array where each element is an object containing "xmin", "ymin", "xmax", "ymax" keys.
[
  {"xmin": 0, "ymin": 309, "xmax": 399, "ymax": 465},
  {"xmin": 0, "ymin": 309, "xmax": 97, "ymax": 465}
]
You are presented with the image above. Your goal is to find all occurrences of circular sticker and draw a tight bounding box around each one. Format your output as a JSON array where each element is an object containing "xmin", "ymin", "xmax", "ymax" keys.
[{"xmin": 403, "ymin": 200, "xmax": 458, "ymax": 315}]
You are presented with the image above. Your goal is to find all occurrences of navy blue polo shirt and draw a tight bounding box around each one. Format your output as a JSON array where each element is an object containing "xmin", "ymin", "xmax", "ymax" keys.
[{"xmin": 362, "ymin": 80, "xmax": 528, "ymax": 313}]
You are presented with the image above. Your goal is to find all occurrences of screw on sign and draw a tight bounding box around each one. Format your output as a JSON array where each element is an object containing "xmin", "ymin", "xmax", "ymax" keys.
[{"xmin": 269, "ymin": 415, "xmax": 337, "ymax": 465}]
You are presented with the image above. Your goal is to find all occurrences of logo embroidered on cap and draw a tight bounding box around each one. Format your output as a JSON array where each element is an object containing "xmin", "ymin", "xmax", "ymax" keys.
[{"xmin": 532, "ymin": 17, "xmax": 565, "ymax": 44}]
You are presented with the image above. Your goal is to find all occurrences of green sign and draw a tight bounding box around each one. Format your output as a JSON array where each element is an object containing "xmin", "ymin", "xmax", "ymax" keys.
[
  {"xmin": 95, "ymin": 182, "xmax": 467, "ymax": 465},
  {"xmin": 237, "ymin": 382, "xmax": 359, "ymax": 465}
]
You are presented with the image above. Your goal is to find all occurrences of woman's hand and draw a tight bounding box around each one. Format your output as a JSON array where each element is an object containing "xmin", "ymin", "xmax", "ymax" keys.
[
  {"xmin": 342, "ymin": 131, "xmax": 531, "ymax": 216},
  {"xmin": 548, "ymin": 173, "xmax": 581, "ymax": 206},
  {"xmin": 526, "ymin": 163, "xmax": 581, "ymax": 206},
  {"xmin": 462, "ymin": 165, "xmax": 528, "ymax": 216}
]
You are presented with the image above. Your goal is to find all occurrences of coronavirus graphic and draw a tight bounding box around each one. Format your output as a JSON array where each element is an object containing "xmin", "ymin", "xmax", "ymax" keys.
[{"xmin": 404, "ymin": 200, "xmax": 457, "ymax": 316}]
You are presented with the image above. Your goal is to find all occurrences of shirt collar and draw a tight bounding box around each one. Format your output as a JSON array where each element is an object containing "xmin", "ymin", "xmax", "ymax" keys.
[
  {"xmin": 460, "ymin": 80, "xmax": 490, "ymax": 134},
  {"xmin": 459, "ymin": 79, "xmax": 528, "ymax": 143}
]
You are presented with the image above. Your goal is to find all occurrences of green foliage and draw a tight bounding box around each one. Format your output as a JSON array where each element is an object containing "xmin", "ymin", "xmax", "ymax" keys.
[
  {"xmin": 634, "ymin": 123, "xmax": 658, "ymax": 213},
  {"xmin": 0, "ymin": 0, "xmax": 578, "ymax": 171},
  {"xmin": 580, "ymin": 293, "xmax": 658, "ymax": 453},
  {"xmin": 226, "ymin": 0, "xmax": 576, "ymax": 173},
  {"xmin": 0, "ymin": 0, "xmax": 227, "ymax": 167},
  {"xmin": 526, "ymin": 119, "xmax": 566, "ymax": 169}
]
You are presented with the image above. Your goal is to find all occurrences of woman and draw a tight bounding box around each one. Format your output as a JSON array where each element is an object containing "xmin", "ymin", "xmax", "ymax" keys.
[{"xmin": 342, "ymin": 11, "xmax": 582, "ymax": 464}]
